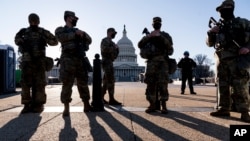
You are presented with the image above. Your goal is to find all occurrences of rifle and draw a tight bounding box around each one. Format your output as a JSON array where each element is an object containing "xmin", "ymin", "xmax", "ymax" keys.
[
  {"xmin": 142, "ymin": 28, "xmax": 150, "ymax": 35},
  {"xmin": 208, "ymin": 17, "xmax": 241, "ymax": 50},
  {"xmin": 208, "ymin": 17, "xmax": 223, "ymax": 28}
]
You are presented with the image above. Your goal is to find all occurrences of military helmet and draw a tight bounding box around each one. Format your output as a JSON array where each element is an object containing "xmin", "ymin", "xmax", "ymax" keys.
[
  {"xmin": 28, "ymin": 13, "xmax": 40, "ymax": 23},
  {"xmin": 216, "ymin": 0, "xmax": 235, "ymax": 12},
  {"xmin": 184, "ymin": 51, "xmax": 189, "ymax": 56}
]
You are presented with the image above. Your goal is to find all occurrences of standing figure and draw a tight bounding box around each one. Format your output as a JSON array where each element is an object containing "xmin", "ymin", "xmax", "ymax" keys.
[
  {"xmin": 14, "ymin": 13, "xmax": 58, "ymax": 113},
  {"xmin": 177, "ymin": 51, "xmax": 197, "ymax": 94},
  {"xmin": 101, "ymin": 28, "xmax": 122, "ymax": 105},
  {"xmin": 55, "ymin": 11, "xmax": 93, "ymax": 116},
  {"xmin": 138, "ymin": 17, "xmax": 173, "ymax": 114},
  {"xmin": 206, "ymin": 0, "xmax": 250, "ymax": 122}
]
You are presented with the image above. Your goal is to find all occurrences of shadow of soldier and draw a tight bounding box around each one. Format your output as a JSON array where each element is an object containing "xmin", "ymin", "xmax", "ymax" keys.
[
  {"xmin": 59, "ymin": 116, "xmax": 78, "ymax": 141},
  {"xmin": 86, "ymin": 112, "xmax": 113, "ymax": 141},
  {"xmin": 86, "ymin": 111, "xmax": 143, "ymax": 141},
  {"xmin": 0, "ymin": 113, "xmax": 41, "ymax": 140},
  {"xmin": 156, "ymin": 110, "xmax": 230, "ymax": 140},
  {"xmin": 105, "ymin": 105, "xmax": 230, "ymax": 140},
  {"xmin": 106, "ymin": 106, "xmax": 187, "ymax": 141}
]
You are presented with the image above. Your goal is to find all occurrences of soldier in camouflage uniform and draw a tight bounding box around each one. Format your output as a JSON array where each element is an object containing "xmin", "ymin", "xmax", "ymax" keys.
[
  {"xmin": 101, "ymin": 28, "xmax": 122, "ymax": 105},
  {"xmin": 14, "ymin": 13, "xmax": 58, "ymax": 114},
  {"xmin": 206, "ymin": 0, "xmax": 250, "ymax": 122},
  {"xmin": 138, "ymin": 17, "xmax": 173, "ymax": 114},
  {"xmin": 55, "ymin": 11, "xmax": 93, "ymax": 116}
]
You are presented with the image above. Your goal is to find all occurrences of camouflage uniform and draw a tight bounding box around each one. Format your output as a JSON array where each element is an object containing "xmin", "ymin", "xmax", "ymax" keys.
[
  {"xmin": 14, "ymin": 13, "xmax": 58, "ymax": 113},
  {"xmin": 207, "ymin": 0, "xmax": 250, "ymax": 122},
  {"xmin": 55, "ymin": 15, "xmax": 92, "ymax": 105},
  {"xmin": 138, "ymin": 17, "xmax": 173, "ymax": 113},
  {"xmin": 100, "ymin": 28, "xmax": 120, "ymax": 105}
]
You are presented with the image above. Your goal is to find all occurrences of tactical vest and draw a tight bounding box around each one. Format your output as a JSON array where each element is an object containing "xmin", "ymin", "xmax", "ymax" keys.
[
  {"xmin": 60, "ymin": 26, "xmax": 88, "ymax": 58},
  {"xmin": 217, "ymin": 17, "xmax": 246, "ymax": 52},
  {"xmin": 101, "ymin": 38, "xmax": 119, "ymax": 61},
  {"xmin": 22, "ymin": 27, "xmax": 47, "ymax": 58}
]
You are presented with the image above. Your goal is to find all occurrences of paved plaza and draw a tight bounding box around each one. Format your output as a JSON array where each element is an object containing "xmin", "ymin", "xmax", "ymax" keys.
[{"xmin": 0, "ymin": 82, "xmax": 249, "ymax": 141}]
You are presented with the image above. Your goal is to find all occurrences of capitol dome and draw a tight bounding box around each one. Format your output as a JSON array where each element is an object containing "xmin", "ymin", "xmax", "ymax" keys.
[
  {"xmin": 114, "ymin": 25, "xmax": 138, "ymax": 67},
  {"xmin": 113, "ymin": 25, "xmax": 145, "ymax": 82}
]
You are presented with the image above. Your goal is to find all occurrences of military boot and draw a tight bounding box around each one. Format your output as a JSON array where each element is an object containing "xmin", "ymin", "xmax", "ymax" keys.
[
  {"xmin": 20, "ymin": 104, "xmax": 30, "ymax": 114},
  {"xmin": 62, "ymin": 103, "xmax": 70, "ymax": 117},
  {"xmin": 240, "ymin": 112, "xmax": 250, "ymax": 123},
  {"xmin": 83, "ymin": 100, "xmax": 93, "ymax": 112},
  {"xmin": 161, "ymin": 101, "xmax": 168, "ymax": 114},
  {"xmin": 210, "ymin": 109, "xmax": 230, "ymax": 117},
  {"xmin": 190, "ymin": 91, "xmax": 197, "ymax": 95},
  {"xmin": 145, "ymin": 101, "xmax": 156, "ymax": 113},
  {"xmin": 108, "ymin": 94, "xmax": 122, "ymax": 105},
  {"xmin": 32, "ymin": 104, "xmax": 44, "ymax": 113}
]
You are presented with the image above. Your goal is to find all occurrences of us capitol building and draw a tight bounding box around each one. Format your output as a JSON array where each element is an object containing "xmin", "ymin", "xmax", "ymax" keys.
[
  {"xmin": 47, "ymin": 25, "xmax": 145, "ymax": 82},
  {"xmin": 113, "ymin": 25, "xmax": 145, "ymax": 82}
]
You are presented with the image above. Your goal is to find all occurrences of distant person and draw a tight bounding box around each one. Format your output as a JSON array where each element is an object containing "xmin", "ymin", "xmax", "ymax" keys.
[
  {"xmin": 55, "ymin": 11, "xmax": 93, "ymax": 116},
  {"xmin": 177, "ymin": 51, "xmax": 197, "ymax": 94},
  {"xmin": 138, "ymin": 17, "xmax": 174, "ymax": 114},
  {"xmin": 14, "ymin": 13, "xmax": 58, "ymax": 114},
  {"xmin": 100, "ymin": 28, "xmax": 121, "ymax": 105},
  {"xmin": 206, "ymin": 0, "xmax": 250, "ymax": 122}
]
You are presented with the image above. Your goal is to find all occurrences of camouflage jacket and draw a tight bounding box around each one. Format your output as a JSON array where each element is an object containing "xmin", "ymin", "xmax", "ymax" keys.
[
  {"xmin": 55, "ymin": 26, "xmax": 92, "ymax": 55},
  {"xmin": 100, "ymin": 37, "xmax": 119, "ymax": 61},
  {"xmin": 15, "ymin": 27, "xmax": 58, "ymax": 60},
  {"xmin": 206, "ymin": 17, "xmax": 250, "ymax": 59},
  {"xmin": 138, "ymin": 31, "xmax": 173, "ymax": 60}
]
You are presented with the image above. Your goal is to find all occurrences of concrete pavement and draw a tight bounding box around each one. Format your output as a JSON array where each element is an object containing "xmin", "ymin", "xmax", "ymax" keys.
[{"xmin": 0, "ymin": 82, "xmax": 249, "ymax": 141}]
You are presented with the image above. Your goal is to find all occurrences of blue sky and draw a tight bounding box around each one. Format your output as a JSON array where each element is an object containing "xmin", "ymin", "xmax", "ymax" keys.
[{"xmin": 1, "ymin": 0, "xmax": 250, "ymax": 69}]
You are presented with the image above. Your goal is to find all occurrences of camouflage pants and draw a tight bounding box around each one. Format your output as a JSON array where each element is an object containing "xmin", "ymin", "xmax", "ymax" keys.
[
  {"xmin": 20, "ymin": 59, "xmax": 47, "ymax": 105},
  {"xmin": 217, "ymin": 58, "xmax": 250, "ymax": 112},
  {"xmin": 144, "ymin": 59, "xmax": 169, "ymax": 102},
  {"xmin": 59, "ymin": 55, "xmax": 90, "ymax": 103},
  {"xmin": 101, "ymin": 59, "xmax": 115, "ymax": 96}
]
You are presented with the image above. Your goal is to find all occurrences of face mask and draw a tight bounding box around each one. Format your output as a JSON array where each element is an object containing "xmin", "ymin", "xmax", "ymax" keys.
[
  {"xmin": 111, "ymin": 33, "xmax": 116, "ymax": 39},
  {"xmin": 220, "ymin": 8, "xmax": 234, "ymax": 20},
  {"xmin": 30, "ymin": 25, "xmax": 38, "ymax": 30},
  {"xmin": 71, "ymin": 19, "xmax": 77, "ymax": 26},
  {"xmin": 153, "ymin": 23, "xmax": 161, "ymax": 30}
]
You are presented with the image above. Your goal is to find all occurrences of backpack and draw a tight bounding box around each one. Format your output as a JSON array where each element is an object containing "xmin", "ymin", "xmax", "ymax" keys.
[
  {"xmin": 160, "ymin": 32, "xmax": 177, "ymax": 74},
  {"xmin": 168, "ymin": 58, "xmax": 177, "ymax": 74}
]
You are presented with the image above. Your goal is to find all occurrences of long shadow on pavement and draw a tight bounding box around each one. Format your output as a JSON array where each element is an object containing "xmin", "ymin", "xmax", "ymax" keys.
[
  {"xmin": 86, "ymin": 112, "xmax": 142, "ymax": 141},
  {"xmin": 106, "ymin": 106, "xmax": 188, "ymax": 141},
  {"xmin": 157, "ymin": 110, "xmax": 229, "ymax": 140},
  {"xmin": 106, "ymin": 105, "xmax": 230, "ymax": 140},
  {"xmin": 0, "ymin": 113, "xmax": 41, "ymax": 140},
  {"xmin": 59, "ymin": 116, "xmax": 78, "ymax": 141}
]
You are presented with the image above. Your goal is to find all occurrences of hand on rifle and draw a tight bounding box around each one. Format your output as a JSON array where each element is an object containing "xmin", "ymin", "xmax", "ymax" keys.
[
  {"xmin": 208, "ymin": 26, "xmax": 220, "ymax": 34},
  {"xmin": 239, "ymin": 47, "xmax": 250, "ymax": 55},
  {"xmin": 149, "ymin": 30, "xmax": 160, "ymax": 37}
]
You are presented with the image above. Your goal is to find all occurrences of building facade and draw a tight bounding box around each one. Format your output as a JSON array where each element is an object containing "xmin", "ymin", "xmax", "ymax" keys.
[{"xmin": 113, "ymin": 25, "xmax": 145, "ymax": 82}]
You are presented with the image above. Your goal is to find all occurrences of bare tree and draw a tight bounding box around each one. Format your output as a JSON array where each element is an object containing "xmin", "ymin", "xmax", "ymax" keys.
[{"xmin": 193, "ymin": 54, "xmax": 214, "ymax": 80}]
